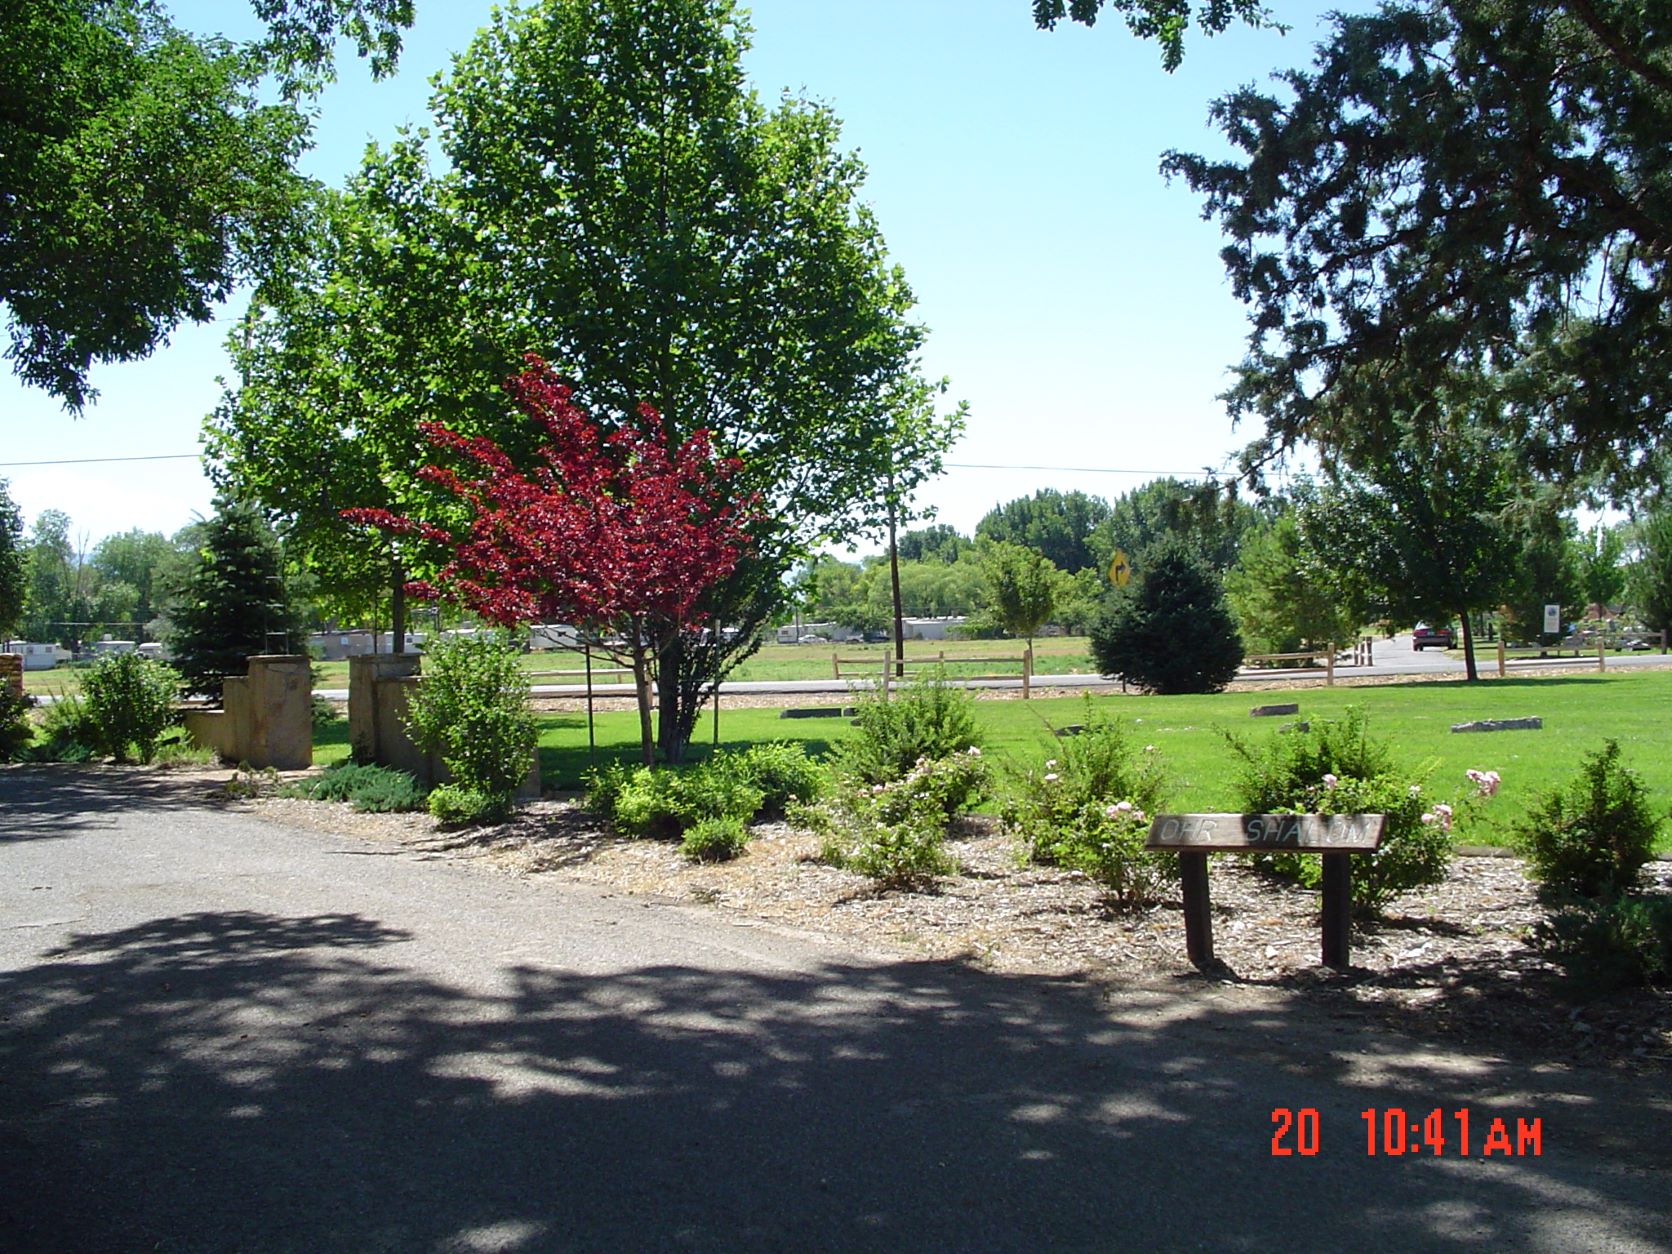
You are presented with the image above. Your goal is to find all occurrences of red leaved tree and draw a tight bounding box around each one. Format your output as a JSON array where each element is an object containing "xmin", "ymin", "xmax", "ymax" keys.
[{"xmin": 345, "ymin": 356, "xmax": 760, "ymax": 764}]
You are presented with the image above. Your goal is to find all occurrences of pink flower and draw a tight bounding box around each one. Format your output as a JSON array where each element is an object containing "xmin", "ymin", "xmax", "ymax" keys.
[
  {"xmin": 1043, "ymin": 773, "xmax": 1059, "ymax": 783},
  {"xmin": 965, "ymin": 746, "xmax": 982, "ymax": 758},
  {"xmin": 1322, "ymin": 773, "xmax": 1338, "ymax": 789}
]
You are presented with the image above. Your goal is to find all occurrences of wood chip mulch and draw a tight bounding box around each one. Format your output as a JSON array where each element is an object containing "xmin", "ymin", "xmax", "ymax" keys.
[{"xmin": 245, "ymin": 791, "xmax": 1672, "ymax": 1073}]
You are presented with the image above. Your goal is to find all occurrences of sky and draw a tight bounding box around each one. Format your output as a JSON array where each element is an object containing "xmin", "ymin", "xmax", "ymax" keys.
[{"xmin": 0, "ymin": 0, "xmax": 1352, "ymax": 554}]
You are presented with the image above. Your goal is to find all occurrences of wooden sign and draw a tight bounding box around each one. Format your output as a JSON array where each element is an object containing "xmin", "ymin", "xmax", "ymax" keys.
[
  {"xmin": 1146, "ymin": 813, "xmax": 1385, "ymax": 852},
  {"xmin": 1144, "ymin": 812, "xmax": 1386, "ymax": 970}
]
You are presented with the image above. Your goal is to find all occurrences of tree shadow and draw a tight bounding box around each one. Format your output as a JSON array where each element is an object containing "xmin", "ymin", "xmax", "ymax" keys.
[
  {"xmin": 0, "ymin": 764, "xmax": 232, "ymax": 842},
  {"xmin": 3, "ymin": 907, "xmax": 1667, "ymax": 1253}
]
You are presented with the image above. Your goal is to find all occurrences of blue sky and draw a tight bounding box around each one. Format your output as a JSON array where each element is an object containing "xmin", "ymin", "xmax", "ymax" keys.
[{"xmin": 1, "ymin": 0, "xmax": 1349, "ymax": 551}]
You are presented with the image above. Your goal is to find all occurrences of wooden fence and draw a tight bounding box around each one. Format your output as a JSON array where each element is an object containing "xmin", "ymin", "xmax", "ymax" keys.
[
  {"xmin": 1493, "ymin": 631, "xmax": 1668, "ymax": 677},
  {"xmin": 833, "ymin": 648, "xmax": 1034, "ymax": 699}
]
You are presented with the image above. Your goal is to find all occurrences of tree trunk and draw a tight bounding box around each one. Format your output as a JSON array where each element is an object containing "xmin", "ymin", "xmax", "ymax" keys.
[
  {"xmin": 1460, "ymin": 610, "xmax": 1478, "ymax": 681},
  {"xmin": 391, "ymin": 556, "xmax": 406, "ymax": 654},
  {"xmin": 632, "ymin": 648, "xmax": 656, "ymax": 766}
]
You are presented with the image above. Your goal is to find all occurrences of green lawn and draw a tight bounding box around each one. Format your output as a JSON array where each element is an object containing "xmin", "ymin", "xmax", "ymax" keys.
[{"xmin": 312, "ymin": 669, "xmax": 1672, "ymax": 851}]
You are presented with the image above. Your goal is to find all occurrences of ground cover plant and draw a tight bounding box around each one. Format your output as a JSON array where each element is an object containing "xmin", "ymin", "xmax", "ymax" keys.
[{"xmin": 281, "ymin": 762, "xmax": 426, "ymax": 813}]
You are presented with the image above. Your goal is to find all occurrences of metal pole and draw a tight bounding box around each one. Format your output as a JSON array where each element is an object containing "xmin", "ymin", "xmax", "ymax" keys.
[{"xmin": 585, "ymin": 639, "xmax": 596, "ymax": 765}]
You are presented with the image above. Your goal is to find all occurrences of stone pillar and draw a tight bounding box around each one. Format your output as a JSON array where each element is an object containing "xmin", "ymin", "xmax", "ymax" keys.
[
  {"xmin": 348, "ymin": 653, "xmax": 420, "ymax": 765},
  {"xmin": 243, "ymin": 655, "xmax": 312, "ymax": 770},
  {"xmin": 0, "ymin": 653, "xmax": 22, "ymax": 700}
]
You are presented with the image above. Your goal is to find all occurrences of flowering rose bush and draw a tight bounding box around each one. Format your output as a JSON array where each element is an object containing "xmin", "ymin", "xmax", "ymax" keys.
[
  {"xmin": 797, "ymin": 753, "xmax": 986, "ymax": 888},
  {"xmin": 1227, "ymin": 709, "xmax": 1500, "ymax": 915},
  {"xmin": 1000, "ymin": 709, "xmax": 1175, "ymax": 903}
]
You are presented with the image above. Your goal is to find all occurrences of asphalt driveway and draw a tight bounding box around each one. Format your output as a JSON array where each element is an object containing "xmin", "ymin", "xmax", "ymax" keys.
[{"xmin": 2, "ymin": 764, "xmax": 1668, "ymax": 1252}]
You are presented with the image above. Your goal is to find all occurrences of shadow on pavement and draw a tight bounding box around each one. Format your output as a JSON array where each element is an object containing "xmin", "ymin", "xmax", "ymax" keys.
[
  {"xmin": 0, "ymin": 764, "xmax": 233, "ymax": 843},
  {"xmin": 2, "ymin": 908, "xmax": 1668, "ymax": 1253}
]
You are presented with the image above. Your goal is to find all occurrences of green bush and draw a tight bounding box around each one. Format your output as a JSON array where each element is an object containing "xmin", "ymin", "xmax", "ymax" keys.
[
  {"xmin": 284, "ymin": 761, "xmax": 426, "ymax": 813},
  {"xmin": 714, "ymin": 742, "xmax": 825, "ymax": 814},
  {"xmin": 1512, "ymin": 741, "xmax": 1660, "ymax": 900},
  {"xmin": 0, "ymin": 687, "xmax": 34, "ymax": 761},
  {"xmin": 798, "ymin": 752, "xmax": 985, "ymax": 889},
  {"xmin": 1535, "ymin": 894, "xmax": 1672, "ymax": 990},
  {"xmin": 582, "ymin": 760, "xmax": 634, "ymax": 818},
  {"xmin": 681, "ymin": 814, "xmax": 750, "ymax": 863},
  {"xmin": 1002, "ymin": 709, "xmax": 1168, "ymax": 864},
  {"xmin": 81, "ymin": 653, "xmax": 180, "ymax": 763},
  {"xmin": 404, "ymin": 632, "xmax": 537, "ymax": 803},
  {"xmin": 1226, "ymin": 709, "xmax": 1455, "ymax": 916},
  {"xmin": 833, "ymin": 671, "xmax": 982, "ymax": 787},
  {"xmin": 152, "ymin": 726, "xmax": 216, "ymax": 769},
  {"xmin": 427, "ymin": 783, "xmax": 513, "ymax": 825},
  {"xmin": 806, "ymin": 786, "xmax": 956, "ymax": 888},
  {"xmin": 590, "ymin": 758, "xmax": 765, "ymax": 840}
]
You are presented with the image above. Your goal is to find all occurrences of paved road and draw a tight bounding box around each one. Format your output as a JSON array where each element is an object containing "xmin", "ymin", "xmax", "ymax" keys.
[{"xmin": 2, "ymin": 765, "xmax": 1669, "ymax": 1252}]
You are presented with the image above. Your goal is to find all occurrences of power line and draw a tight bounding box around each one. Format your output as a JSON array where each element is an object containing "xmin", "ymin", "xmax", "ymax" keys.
[
  {"xmin": 945, "ymin": 461, "xmax": 1209, "ymax": 477},
  {"xmin": 0, "ymin": 453, "xmax": 200, "ymax": 467}
]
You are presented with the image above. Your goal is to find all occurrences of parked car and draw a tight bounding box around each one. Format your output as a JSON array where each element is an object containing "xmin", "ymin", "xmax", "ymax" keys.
[
  {"xmin": 1412, "ymin": 624, "xmax": 1455, "ymax": 650},
  {"xmin": 797, "ymin": 634, "xmax": 828, "ymax": 644}
]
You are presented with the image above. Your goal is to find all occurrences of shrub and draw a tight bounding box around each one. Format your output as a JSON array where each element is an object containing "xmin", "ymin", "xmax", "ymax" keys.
[
  {"xmin": 1535, "ymin": 895, "xmax": 1672, "ymax": 991},
  {"xmin": 284, "ymin": 761, "xmax": 426, "ymax": 813},
  {"xmin": 1002, "ymin": 709, "xmax": 1168, "ymax": 866},
  {"xmin": 593, "ymin": 759, "xmax": 765, "ymax": 840},
  {"xmin": 427, "ymin": 783, "xmax": 513, "ymax": 825},
  {"xmin": 311, "ymin": 694, "xmax": 343, "ymax": 731},
  {"xmin": 715, "ymin": 742, "xmax": 825, "ymax": 814},
  {"xmin": 1088, "ymin": 538, "xmax": 1243, "ymax": 694},
  {"xmin": 81, "ymin": 653, "xmax": 180, "ymax": 763},
  {"xmin": 1226, "ymin": 709, "xmax": 1457, "ymax": 915},
  {"xmin": 681, "ymin": 814, "xmax": 750, "ymax": 863},
  {"xmin": 404, "ymin": 632, "xmax": 537, "ymax": 805},
  {"xmin": 1512, "ymin": 741, "xmax": 1660, "ymax": 900},
  {"xmin": 0, "ymin": 686, "xmax": 34, "ymax": 762},
  {"xmin": 833, "ymin": 671, "xmax": 982, "ymax": 787},
  {"xmin": 152, "ymin": 726, "xmax": 216, "ymax": 769},
  {"xmin": 807, "ymin": 787, "xmax": 956, "ymax": 889},
  {"xmin": 799, "ymin": 752, "xmax": 984, "ymax": 889}
]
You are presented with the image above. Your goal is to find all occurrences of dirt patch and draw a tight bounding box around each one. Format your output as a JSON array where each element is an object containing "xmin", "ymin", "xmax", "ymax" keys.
[{"xmin": 245, "ymin": 790, "xmax": 1672, "ymax": 1073}]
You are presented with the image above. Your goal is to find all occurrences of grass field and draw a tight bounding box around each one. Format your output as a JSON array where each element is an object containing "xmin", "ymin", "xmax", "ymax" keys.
[{"xmin": 313, "ymin": 669, "xmax": 1672, "ymax": 850}]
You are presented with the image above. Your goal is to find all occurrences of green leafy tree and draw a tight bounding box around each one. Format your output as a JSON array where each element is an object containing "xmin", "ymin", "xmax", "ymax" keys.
[
  {"xmin": 90, "ymin": 529, "xmax": 182, "ymax": 639},
  {"xmin": 0, "ymin": 481, "xmax": 24, "ymax": 640},
  {"xmin": 19, "ymin": 509, "xmax": 80, "ymax": 645},
  {"xmin": 1628, "ymin": 509, "xmax": 1672, "ymax": 635},
  {"xmin": 1093, "ymin": 478, "xmax": 1261, "ymax": 575},
  {"xmin": 1225, "ymin": 507, "xmax": 1359, "ymax": 656},
  {"xmin": 1089, "ymin": 538, "xmax": 1243, "ymax": 694},
  {"xmin": 166, "ymin": 500, "xmax": 300, "ymax": 696},
  {"xmin": 1296, "ymin": 409, "xmax": 1522, "ymax": 680},
  {"xmin": 215, "ymin": 0, "xmax": 961, "ymax": 763},
  {"xmin": 977, "ymin": 489, "xmax": 1110, "ymax": 574},
  {"xmin": 1162, "ymin": 1, "xmax": 1672, "ymax": 493},
  {"xmin": 4, "ymin": 0, "xmax": 414, "ymax": 409},
  {"xmin": 1031, "ymin": 0, "xmax": 1275, "ymax": 70},
  {"xmin": 1502, "ymin": 504, "xmax": 1585, "ymax": 644},
  {"xmin": 895, "ymin": 524, "xmax": 973, "ymax": 565},
  {"xmin": 1579, "ymin": 524, "xmax": 1628, "ymax": 615},
  {"xmin": 977, "ymin": 541, "xmax": 1060, "ymax": 649}
]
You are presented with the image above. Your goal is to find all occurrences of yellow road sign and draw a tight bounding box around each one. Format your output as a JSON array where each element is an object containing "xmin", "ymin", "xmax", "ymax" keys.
[{"xmin": 1108, "ymin": 549, "xmax": 1131, "ymax": 587}]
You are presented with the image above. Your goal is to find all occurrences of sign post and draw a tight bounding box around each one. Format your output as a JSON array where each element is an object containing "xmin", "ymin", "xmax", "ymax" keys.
[{"xmin": 1145, "ymin": 813, "xmax": 1386, "ymax": 969}]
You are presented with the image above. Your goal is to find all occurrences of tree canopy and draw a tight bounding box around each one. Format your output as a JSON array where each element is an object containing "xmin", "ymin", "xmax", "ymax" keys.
[
  {"xmin": 1031, "ymin": 0, "xmax": 1275, "ymax": 70},
  {"xmin": 3, "ymin": 1, "xmax": 414, "ymax": 409},
  {"xmin": 1162, "ymin": 1, "xmax": 1672, "ymax": 494},
  {"xmin": 976, "ymin": 489, "xmax": 1110, "ymax": 574},
  {"xmin": 212, "ymin": 0, "xmax": 961, "ymax": 759},
  {"xmin": 0, "ymin": 480, "xmax": 24, "ymax": 640}
]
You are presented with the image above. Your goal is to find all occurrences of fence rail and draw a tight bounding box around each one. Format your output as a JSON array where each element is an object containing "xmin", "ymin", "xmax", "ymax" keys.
[
  {"xmin": 1494, "ymin": 631, "xmax": 1669, "ymax": 677},
  {"xmin": 832, "ymin": 648, "xmax": 1034, "ymax": 698},
  {"xmin": 1238, "ymin": 638, "xmax": 1377, "ymax": 686}
]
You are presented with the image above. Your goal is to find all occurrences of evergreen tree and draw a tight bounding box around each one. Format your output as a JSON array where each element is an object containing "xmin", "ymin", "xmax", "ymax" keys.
[
  {"xmin": 1089, "ymin": 539, "xmax": 1243, "ymax": 694},
  {"xmin": 166, "ymin": 500, "xmax": 299, "ymax": 696}
]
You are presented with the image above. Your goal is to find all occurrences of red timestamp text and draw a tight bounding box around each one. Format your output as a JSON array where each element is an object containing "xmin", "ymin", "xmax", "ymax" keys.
[{"xmin": 1269, "ymin": 1107, "xmax": 1544, "ymax": 1157}]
